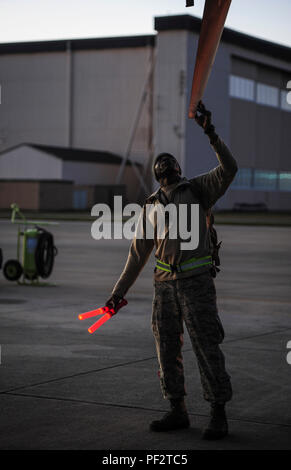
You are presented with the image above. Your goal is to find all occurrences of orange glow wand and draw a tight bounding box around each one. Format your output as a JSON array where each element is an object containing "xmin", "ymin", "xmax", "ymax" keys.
[
  {"xmin": 188, "ymin": 0, "xmax": 232, "ymax": 118},
  {"xmin": 78, "ymin": 299, "xmax": 127, "ymax": 334}
]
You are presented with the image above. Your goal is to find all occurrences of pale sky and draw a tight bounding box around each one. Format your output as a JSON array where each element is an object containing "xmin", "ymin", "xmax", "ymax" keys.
[{"xmin": 0, "ymin": 0, "xmax": 291, "ymax": 48}]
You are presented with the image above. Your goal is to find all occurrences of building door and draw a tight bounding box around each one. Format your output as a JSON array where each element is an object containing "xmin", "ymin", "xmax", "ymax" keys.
[{"xmin": 73, "ymin": 189, "xmax": 87, "ymax": 209}]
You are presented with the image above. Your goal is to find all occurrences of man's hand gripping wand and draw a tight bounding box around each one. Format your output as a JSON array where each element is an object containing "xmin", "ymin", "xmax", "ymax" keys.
[{"xmin": 78, "ymin": 299, "xmax": 128, "ymax": 334}]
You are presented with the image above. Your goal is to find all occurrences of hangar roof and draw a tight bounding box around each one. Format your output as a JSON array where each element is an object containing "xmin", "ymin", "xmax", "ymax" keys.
[
  {"xmin": 0, "ymin": 143, "xmax": 141, "ymax": 167},
  {"xmin": 154, "ymin": 15, "xmax": 291, "ymax": 63},
  {"xmin": 0, "ymin": 35, "xmax": 155, "ymax": 54}
]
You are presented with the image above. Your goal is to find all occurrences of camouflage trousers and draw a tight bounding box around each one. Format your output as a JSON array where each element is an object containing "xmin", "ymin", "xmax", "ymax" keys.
[{"xmin": 151, "ymin": 271, "xmax": 232, "ymax": 404}]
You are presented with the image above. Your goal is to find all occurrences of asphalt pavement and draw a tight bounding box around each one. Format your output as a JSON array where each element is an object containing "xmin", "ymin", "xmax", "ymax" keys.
[{"xmin": 0, "ymin": 219, "xmax": 291, "ymax": 450}]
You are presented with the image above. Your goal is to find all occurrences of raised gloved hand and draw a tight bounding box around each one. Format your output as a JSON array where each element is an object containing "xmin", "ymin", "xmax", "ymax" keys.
[
  {"xmin": 194, "ymin": 101, "xmax": 218, "ymax": 144},
  {"xmin": 105, "ymin": 293, "xmax": 124, "ymax": 311}
]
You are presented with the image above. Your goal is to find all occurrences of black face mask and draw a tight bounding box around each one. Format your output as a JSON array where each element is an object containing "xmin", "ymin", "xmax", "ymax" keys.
[{"xmin": 153, "ymin": 154, "xmax": 181, "ymax": 183}]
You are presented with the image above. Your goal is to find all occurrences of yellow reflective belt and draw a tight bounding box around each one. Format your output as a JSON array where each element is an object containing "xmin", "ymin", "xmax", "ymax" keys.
[{"xmin": 156, "ymin": 255, "xmax": 212, "ymax": 273}]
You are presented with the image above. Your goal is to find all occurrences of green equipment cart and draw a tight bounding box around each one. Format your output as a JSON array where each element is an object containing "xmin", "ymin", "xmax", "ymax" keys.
[{"xmin": 3, "ymin": 204, "xmax": 58, "ymax": 284}]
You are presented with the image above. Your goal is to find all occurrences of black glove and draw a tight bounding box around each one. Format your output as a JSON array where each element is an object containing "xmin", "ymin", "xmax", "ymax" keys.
[
  {"xmin": 105, "ymin": 294, "xmax": 123, "ymax": 311},
  {"xmin": 195, "ymin": 101, "xmax": 218, "ymax": 144}
]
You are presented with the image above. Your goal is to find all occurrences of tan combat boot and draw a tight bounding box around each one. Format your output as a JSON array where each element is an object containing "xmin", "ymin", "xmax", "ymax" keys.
[
  {"xmin": 150, "ymin": 398, "xmax": 190, "ymax": 432},
  {"xmin": 202, "ymin": 403, "xmax": 228, "ymax": 440}
]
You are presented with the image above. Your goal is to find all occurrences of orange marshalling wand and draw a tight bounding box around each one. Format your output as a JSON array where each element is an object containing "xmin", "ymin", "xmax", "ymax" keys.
[
  {"xmin": 188, "ymin": 0, "xmax": 232, "ymax": 118},
  {"xmin": 78, "ymin": 306, "xmax": 111, "ymax": 321},
  {"xmin": 78, "ymin": 299, "xmax": 127, "ymax": 334}
]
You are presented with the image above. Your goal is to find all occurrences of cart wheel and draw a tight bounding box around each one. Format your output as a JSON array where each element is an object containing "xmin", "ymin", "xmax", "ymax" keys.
[{"xmin": 3, "ymin": 259, "xmax": 23, "ymax": 281}]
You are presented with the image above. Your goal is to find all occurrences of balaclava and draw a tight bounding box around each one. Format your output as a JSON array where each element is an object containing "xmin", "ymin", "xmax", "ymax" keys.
[{"xmin": 153, "ymin": 153, "xmax": 181, "ymax": 183}]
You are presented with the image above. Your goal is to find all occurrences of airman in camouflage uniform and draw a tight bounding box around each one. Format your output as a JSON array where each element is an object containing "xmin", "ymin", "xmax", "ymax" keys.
[{"xmin": 106, "ymin": 102, "xmax": 238, "ymax": 440}]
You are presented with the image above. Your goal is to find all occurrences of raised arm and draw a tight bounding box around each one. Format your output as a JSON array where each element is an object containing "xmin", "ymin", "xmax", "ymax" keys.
[{"xmin": 190, "ymin": 101, "xmax": 238, "ymax": 209}]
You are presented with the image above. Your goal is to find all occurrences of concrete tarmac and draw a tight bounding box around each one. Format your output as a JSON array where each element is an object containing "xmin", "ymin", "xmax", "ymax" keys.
[{"xmin": 0, "ymin": 220, "xmax": 291, "ymax": 450}]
